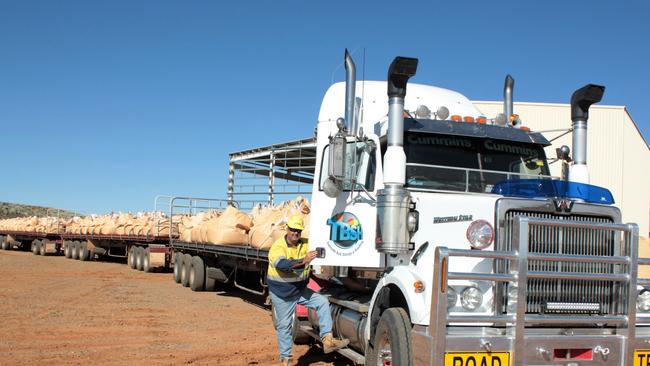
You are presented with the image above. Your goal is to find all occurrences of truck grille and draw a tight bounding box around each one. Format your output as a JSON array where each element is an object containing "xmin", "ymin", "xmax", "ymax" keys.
[{"xmin": 499, "ymin": 210, "xmax": 625, "ymax": 315}]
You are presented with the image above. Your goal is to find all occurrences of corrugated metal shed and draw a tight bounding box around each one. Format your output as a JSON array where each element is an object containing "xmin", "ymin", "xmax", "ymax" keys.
[{"xmin": 473, "ymin": 101, "xmax": 649, "ymax": 236}]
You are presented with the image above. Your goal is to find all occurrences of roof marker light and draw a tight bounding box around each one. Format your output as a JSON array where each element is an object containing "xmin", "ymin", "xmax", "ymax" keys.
[
  {"xmin": 450, "ymin": 115, "xmax": 462, "ymax": 122},
  {"xmin": 463, "ymin": 116, "xmax": 475, "ymax": 123},
  {"xmin": 476, "ymin": 116, "xmax": 487, "ymax": 124}
]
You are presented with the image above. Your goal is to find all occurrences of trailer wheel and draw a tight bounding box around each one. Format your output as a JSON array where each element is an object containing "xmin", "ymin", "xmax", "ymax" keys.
[
  {"xmin": 0, "ymin": 236, "xmax": 8, "ymax": 250},
  {"xmin": 128, "ymin": 246, "xmax": 136, "ymax": 269},
  {"xmin": 173, "ymin": 252, "xmax": 182, "ymax": 283},
  {"xmin": 71, "ymin": 241, "xmax": 80, "ymax": 260},
  {"xmin": 367, "ymin": 308, "xmax": 412, "ymax": 366},
  {"xmin": 32, "ymin": 240, "xmax": 41, "ymax": 255},
  {"xmin": 135, "ymin": 246, "xmax": 144, "ymax": 271},
  {"xmin": 142, "ymin": 248, "xmax": 151, "ymax": 273},
  {"xmin": 79, "ymin": 242, "xmax": 90, "ymax": 261},
  {"xmin": 63, "ymin": 241, "xmax": 71, "ymax": 258},
  {"xmin": 181, "ymin": 254, "xmax": 192, "ymax": 287},
  {"xmin": 39, "ymin": 240, "xmax": 47, "ymax": 256},
  {"xmin": 189, "ymin": 256, "xmax": 205, "ymax": 292},
  {"xmin": 204, "ymin": 274, "xmax": 216, "ymax": 291}
]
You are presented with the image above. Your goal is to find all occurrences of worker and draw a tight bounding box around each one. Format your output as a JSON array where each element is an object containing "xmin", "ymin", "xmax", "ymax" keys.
[{"xmin": 267, "ymin": 215, "xmax": 349, "ymax": 366}]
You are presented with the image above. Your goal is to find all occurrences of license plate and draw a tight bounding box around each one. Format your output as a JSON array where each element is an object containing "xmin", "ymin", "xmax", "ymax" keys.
[
  {"xmin": 445, "ymin": 351, "xmax": 510, "ymax": 366},
  {"xmin": 635, "ymin": 349, "xmax": 650, "ymax": 366}
]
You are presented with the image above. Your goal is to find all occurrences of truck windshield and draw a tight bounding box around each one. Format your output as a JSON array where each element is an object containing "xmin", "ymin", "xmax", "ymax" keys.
[{"xmin": 403, "ymin": 132, "xmax": 551, "ymax": 193}]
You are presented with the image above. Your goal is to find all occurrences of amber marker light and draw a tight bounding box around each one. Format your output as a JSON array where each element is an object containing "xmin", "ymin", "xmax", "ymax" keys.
[
  {"xmin": 476, "ymin": 116, "xmax": 487, "ymax": 124},
  {"xmin": 414, "ymin": 280, "xmax": 425, "ymax": 293},
  {"xmin": 440, "ymin": 257, "xmax": 447, "ymax": 293},
  {"xmin": 463, "ymin": 116, "xmax": 475, "ymax": 123},
  {"xmin": 520, "ymin": 126, "xmax": 531, "ymax": 132},
  {"xmin": 450, "ymin": 115, "xmax": 462, "ymax": 122},
  {"xmin": 509, "ymin": 114, "xmax": 520, "ymax": 123}
]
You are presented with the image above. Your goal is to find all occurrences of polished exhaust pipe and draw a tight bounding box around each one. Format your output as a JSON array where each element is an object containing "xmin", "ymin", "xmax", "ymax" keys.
[{"xmin": 344, "ymin": 49, "xmax": 357, "ymax": 136}]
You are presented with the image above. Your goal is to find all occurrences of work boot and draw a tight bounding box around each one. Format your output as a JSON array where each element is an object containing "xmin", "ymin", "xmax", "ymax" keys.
[
  {"xmin": 280, "ymin": 357, "xmax": 293, "ymax": 366},
  {"xmin": 321, "ymin": 333, "xmax": 350, "ymax": 354}
]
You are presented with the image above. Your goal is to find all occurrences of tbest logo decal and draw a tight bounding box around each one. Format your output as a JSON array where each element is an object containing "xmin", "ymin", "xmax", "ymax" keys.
[{"xmin": 326, "ymin": 212, "xmax": 363, "ymax": 256}]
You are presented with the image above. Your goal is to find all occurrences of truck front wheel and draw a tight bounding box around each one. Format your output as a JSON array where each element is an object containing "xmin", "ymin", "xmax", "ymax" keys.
[{"xmin": 367, "ymin": 307, "xmax": 412, "ymax": 366}]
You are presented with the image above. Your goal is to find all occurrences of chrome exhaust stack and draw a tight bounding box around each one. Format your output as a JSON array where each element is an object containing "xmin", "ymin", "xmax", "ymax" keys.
[
  {"xmin": 503, "ymin": 75, "xmax": 519, "ymax": 128},
  {"xmin": 568, "ymin": 84, "xmax": 605, "ymax": 184},
  {"xmin": 344, "ymin": 49, "xmax": 357, "ymax": 136},
  {"xmin": 376, "ymin": 56, "xmax": 417, "ymax": 255}
]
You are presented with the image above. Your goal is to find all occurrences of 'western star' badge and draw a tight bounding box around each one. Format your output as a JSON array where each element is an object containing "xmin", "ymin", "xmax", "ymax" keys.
[
  {"xmin": 553, "ymin": 198, "xmax": 575, "ymax": 213},
  {"xmin": 433, "ymin": 215, "xmax": 473, "ymax": 224}
]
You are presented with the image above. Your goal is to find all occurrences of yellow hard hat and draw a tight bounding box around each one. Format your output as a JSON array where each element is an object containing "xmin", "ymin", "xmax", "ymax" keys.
[{"xmin": 287, "ymin": 215, "xmax": 305, "ymax": 231}]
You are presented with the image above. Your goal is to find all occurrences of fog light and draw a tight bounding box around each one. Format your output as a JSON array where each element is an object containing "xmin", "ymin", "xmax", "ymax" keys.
[
  {"xmin": 638, "ymin": 290, "xmax": 650, "ymax": 312},
  {"xmin": 446, "ymin": 287, "xmax": 457, "ymax": 309},
  {"xmin": 461, "ymin": 287, "xmax": 483, "ymax": 311}
]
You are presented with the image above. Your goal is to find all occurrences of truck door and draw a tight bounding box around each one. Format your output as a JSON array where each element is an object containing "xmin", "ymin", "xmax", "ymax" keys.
[{"xmin": 310, "ymin": 135, "xmax": 383, "ymax": 268}]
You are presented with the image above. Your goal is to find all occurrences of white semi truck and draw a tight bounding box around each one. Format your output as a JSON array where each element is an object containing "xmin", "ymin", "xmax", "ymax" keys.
[{"xmin": 280, "ymin": 51, "xmax": 647, "ymax": 365}]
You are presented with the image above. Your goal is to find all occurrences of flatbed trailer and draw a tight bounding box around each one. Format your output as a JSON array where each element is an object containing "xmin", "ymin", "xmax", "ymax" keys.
[
  {"xmin": 160, "ymin": 137, "xmax": 316, "ymax": 294},
  {"xmin": 0, "ymin": 229, "xmax": 173, "ymax": 271}
]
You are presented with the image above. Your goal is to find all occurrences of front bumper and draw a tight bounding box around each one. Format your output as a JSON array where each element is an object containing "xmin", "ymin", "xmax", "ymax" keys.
[{"xmin": 413, "ymin": 326, "xmax": 650, "ymax": 365}]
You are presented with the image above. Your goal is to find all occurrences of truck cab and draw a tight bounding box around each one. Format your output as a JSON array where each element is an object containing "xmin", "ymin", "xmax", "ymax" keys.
[{"xmin": 302, "ymin": 52, "xmax": 646, "ymax": 365}]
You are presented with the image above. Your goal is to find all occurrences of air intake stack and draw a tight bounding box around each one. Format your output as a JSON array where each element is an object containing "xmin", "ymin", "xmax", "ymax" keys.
[
  {"xmin": 568, "ymin": 84, "xmax": 605, "ymax": 184},
  {"xmin": 376, "ymin": 56, "xmax": 417, "ymax": 255}
]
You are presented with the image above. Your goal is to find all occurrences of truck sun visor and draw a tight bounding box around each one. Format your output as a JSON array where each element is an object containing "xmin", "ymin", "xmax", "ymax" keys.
[{"xmin": 491, "ymin": 179, "xmax": 614, "ymax": 204}]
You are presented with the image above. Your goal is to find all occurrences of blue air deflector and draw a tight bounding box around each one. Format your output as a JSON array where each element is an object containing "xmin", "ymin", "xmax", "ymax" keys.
[{"xmin": 491, "ymin": 179, "xmax": 614, "ymax": 204}]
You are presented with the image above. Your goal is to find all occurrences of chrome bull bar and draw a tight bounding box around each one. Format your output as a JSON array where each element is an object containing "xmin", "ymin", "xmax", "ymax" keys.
[{"xmin": 426, "ymin": 216, "xmax": 643, "ymax": 366}]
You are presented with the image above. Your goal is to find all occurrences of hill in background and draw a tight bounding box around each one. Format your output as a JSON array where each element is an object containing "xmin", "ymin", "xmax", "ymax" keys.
[{"xmin": 0, "ymin": 202, "xmax": 77, "ymax": 220}]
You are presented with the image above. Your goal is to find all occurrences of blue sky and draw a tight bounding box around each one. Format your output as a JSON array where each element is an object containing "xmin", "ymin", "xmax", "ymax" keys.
[{"xmin": 1, "ymin": 0, "xmax": 648, "ymax": 214}]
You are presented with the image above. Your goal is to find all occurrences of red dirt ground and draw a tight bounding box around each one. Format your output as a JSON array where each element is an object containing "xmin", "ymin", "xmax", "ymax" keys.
[{"xmin": 0, "ymin": 250, "xmax": 355, "ymax": 366}]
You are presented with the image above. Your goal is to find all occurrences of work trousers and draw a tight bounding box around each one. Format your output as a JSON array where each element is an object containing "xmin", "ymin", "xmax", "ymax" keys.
[{"xmin": 270, "ymin": 287, "xmax": 333, "ymax": 359}]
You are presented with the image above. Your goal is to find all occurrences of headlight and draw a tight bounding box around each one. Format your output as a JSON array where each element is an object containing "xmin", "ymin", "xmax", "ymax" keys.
[
  {"xmin": 638, "ymin": 290, "xmax": 650, "ymax": 312},
  {"xmin": 461, "ymin": 287, "xmax": 483, "ymax": 311},
  {"xmin": 446, "ymin": 287, "xmax": 457, "ymax": 309},
  {"xmin": 466, "ymin": 220, "xmax": 494, "ymax": 249}
]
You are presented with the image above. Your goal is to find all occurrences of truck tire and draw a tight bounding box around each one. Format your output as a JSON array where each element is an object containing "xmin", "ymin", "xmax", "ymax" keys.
[
  {"xmin": 39, "ymin": 240, "xmax": 47, "ymax": 256},
  {"xmin": 142, "ymin": 247, "xmax": 151, "ymax": 273},
  {"xmin": 0, "ymin": 236, "xmax": 8, "ymax": 250},
  {"xmin": 64, "ymin": 241, "xmax": 72, "ymax": 258},
  {"xmin": 71, "ymin": 241, "xmax": 80, "ymax": 260},
  {"xmin": 181, "ymin": 253, "xmax": 192, "ymax": 287},
  {"xmin": 79, "ymin": 242, "xmax": 90, "ymax": 261},
  {"xmin": 135, "ymin": 246, "xmax": 144, "ymax": 271},
  {"xmin": 189, "ymin": 256, "xmax": 205, "ymax": 292},
  {"xmin": 173, "ymin": 252, "xmax": 182, "ymax": 283},
  {"xmin": 128, "ymin": 246, "xmax": 136, "ymax": 269},
  {"xmin": 367, "ymin": 308, "xmax": 412, "ymax": 366},
  {"xmin": 204, "ymin": 274, "xmax": 216, "ymax": 291},
  {"xmin": 32, "ymin": 240, "xmax": 40, "ymax": 255}
]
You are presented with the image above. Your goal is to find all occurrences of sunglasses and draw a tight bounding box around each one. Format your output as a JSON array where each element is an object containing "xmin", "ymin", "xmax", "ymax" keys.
[{"xmin": 288, "ymin": 228, "xmax": 302, "ymax": 234}]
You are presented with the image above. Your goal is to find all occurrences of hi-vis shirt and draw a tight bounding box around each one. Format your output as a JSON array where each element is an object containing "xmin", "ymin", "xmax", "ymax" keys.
[{"xmin": 267, "ymin": 235, "xmax": 310, "ymax": 298}]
